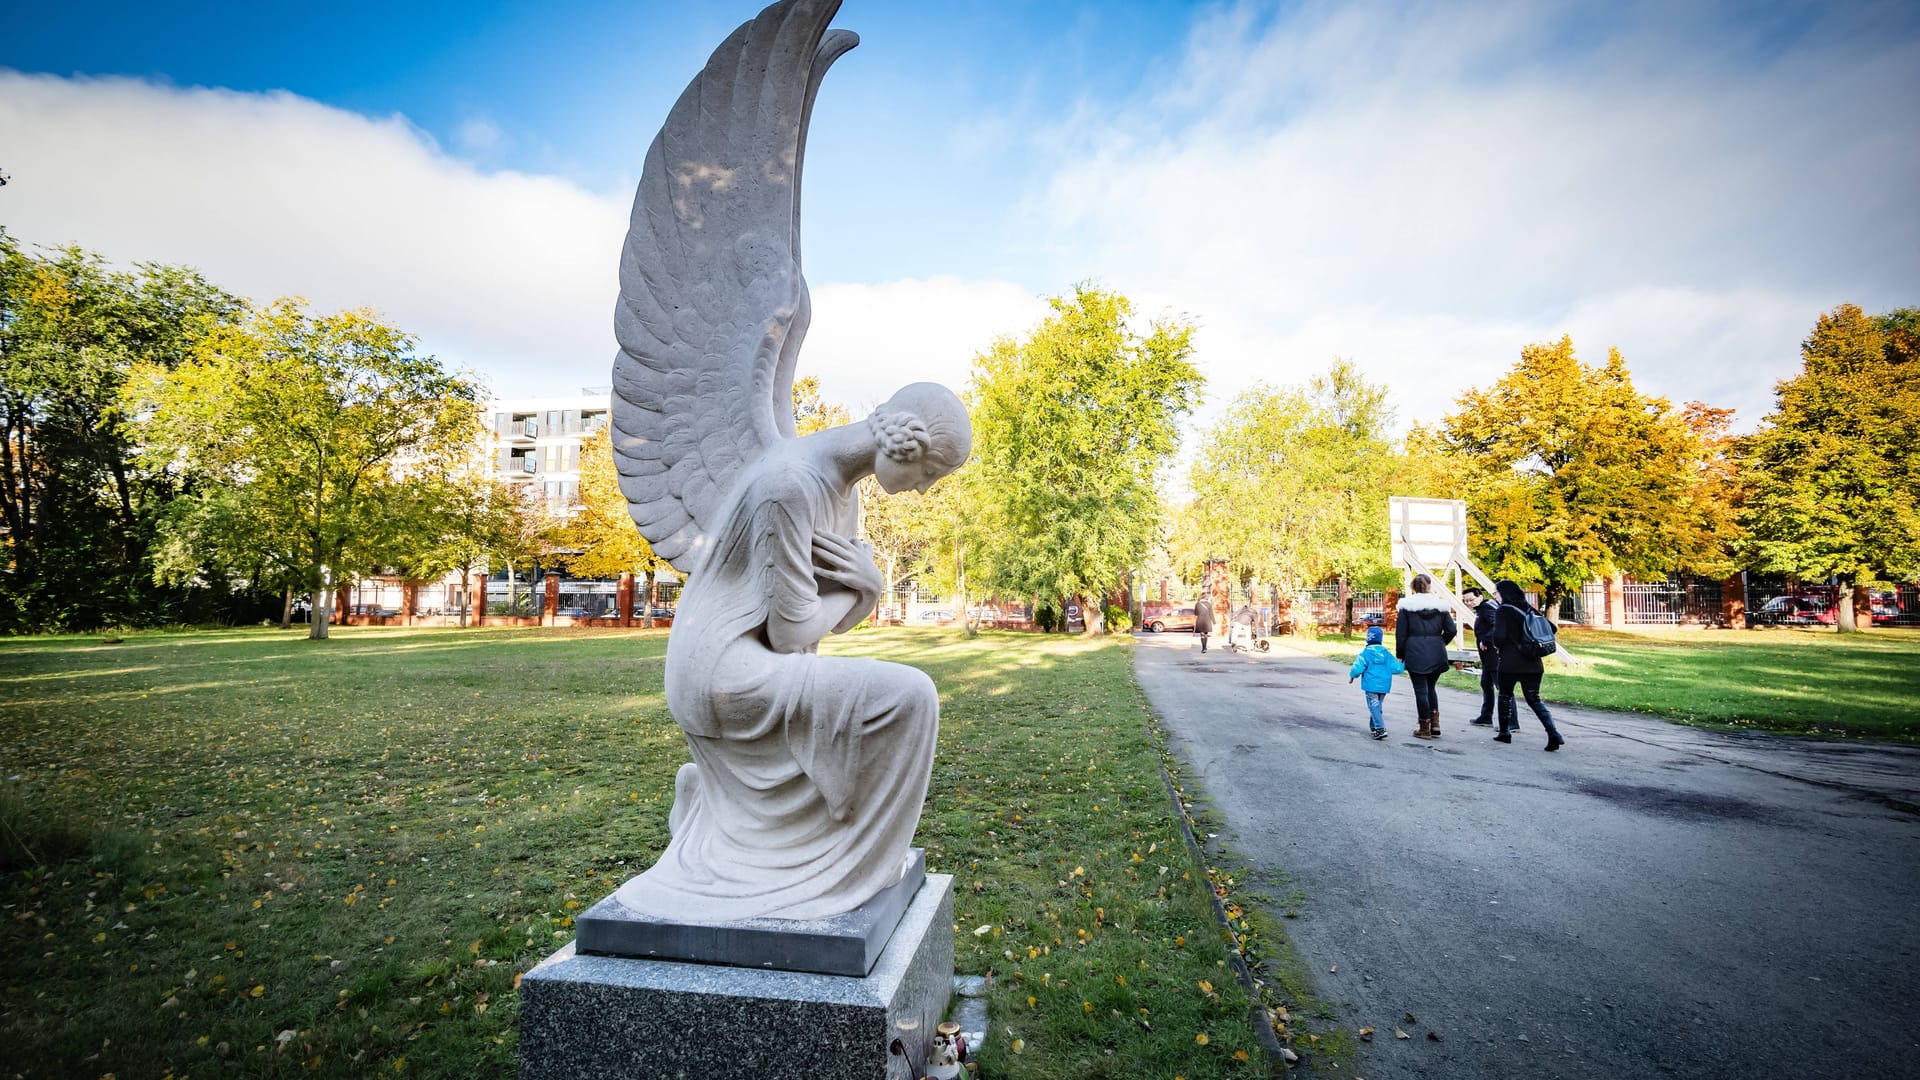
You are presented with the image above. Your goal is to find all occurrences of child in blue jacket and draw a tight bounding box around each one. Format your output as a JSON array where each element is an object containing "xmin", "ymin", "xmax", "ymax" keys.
[{"xmin": 1349, "ymin": 625, "xmax": 1406, "ymax": 740}]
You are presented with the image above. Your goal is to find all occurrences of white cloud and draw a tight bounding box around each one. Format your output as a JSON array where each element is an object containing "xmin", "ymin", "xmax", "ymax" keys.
[
  {"xmin": 0, "ymin": 70, "xmax": 1043, "ymax": 414},
  {"xmin": 454, "ymin": 115, "xmax": 507, "ymax": 155},
  {"xmin": 806, "ymin": 278, "xmax": 1048, "ymax": 412},
  {"xmin": 0, "ymin": 71, "xmax": 626, "ymax": 397},
  {"xmin": 1020, "ymin": 0, "xmax": 1920, "ymax": 431}
]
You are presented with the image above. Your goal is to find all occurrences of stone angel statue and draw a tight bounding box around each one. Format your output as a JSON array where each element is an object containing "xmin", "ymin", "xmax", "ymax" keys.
[{"xmin": 607, "ymin": 0, "xmax": 972, "ymax": 923}]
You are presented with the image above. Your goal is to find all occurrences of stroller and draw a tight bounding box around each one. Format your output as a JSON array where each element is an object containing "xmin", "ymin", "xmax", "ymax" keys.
[{"xmin": 1225, "ymin": 605, "xmax": 1270, "ymax": 653}]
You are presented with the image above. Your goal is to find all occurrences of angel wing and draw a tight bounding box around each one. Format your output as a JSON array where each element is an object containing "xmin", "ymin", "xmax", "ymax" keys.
[{"xmin": 610, "ymin": 0, "xmax": 858, "ymax": 567}]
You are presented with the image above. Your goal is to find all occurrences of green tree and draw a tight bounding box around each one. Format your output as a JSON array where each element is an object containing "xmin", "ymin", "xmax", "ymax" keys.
[
  {"xmin": 1737, "ymin": 303, "xmax": 1920, "ymax": 632},
  {"xmin": 1180, "ymin": 361, "xmax": 1412, "ymax": 627},
  {"xmin": 546, "ymin": 426, "xmax": 666, "ymax": 622},
  {"xmin": 125, "ymin": 299, "xmax": 479, "ymax": 639},
  {"xmin": 967, "ymin": 285, "xmax": 1202, "ymax": 632},
  {"xmin": 385, "ymin": 469, "xmax": 547, "ymax": 627},
  {"xmin": 0, "ymin": 236, "xmax": 244, "ymax": 629},
  {"xmin": 1442, "ymin": 336, "xmax": 1736, "ymax": 608}
]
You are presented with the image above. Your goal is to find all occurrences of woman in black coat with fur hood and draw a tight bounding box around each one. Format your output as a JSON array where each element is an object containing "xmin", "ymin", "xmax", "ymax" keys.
[{"xmin": 1394, "ymin": 573, "xmax": 1456, "ymax": 739}]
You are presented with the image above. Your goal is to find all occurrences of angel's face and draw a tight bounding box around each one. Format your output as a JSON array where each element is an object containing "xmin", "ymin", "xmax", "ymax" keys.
[{"xmin": 874, "ymin": 452, "xmax": 953, "ymax": 495}]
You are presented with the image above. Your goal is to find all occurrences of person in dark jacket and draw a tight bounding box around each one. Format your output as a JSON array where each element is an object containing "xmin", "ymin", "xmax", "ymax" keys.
[
  {"xmin": 1462, "ymin": 586, "xmax": 1500, "ymax": 725},
  {"xmin": 1393, "ymin": 573, "xmax": 1457, "ymax": 739},
  {"xmin": 1490, "ymin": 579, "xmax": 1564, "ymax": 751},
  {"xmin": 1193, "ymin": 597, "xmax": 1214, "ymax": 653}
]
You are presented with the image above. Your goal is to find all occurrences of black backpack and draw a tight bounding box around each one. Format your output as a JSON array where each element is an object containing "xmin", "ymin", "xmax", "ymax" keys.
[{"xmin": 1516, "ymin": 607, "xmax": 1558, "ymax": 659}]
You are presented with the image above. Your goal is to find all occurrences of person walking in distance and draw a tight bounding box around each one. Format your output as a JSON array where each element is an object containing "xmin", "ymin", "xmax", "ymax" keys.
[
  {"xmin": 1462, "ymin": 586, "xmax": 1500, "ymax": 726},
  {"xmin": 1193, "ymin": 596, "xmax": 1214, "ymax": 653},
  {"xmin": 1491, "ymin": 579, "xmax": 1564, "ymax": 751},
  {"xmin": 1394, "ymin": 573, "xmax": 1457, "ymax": 740}
]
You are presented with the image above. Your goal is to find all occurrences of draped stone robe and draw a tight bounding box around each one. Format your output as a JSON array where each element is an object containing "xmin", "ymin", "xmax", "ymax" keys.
[{"xmin": 615, "ymin": 453, "xmax": 939, "ymax": 921}]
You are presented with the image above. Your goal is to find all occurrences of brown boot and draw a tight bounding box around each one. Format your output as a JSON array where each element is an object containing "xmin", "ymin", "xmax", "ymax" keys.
[
  {"xmin": 1430, "ymin": 704, "xmax": 1441, "ymax": 738},
  {"xmin": 1414, "ymin": 716, "xmax": 1435, "ymax": 740}
]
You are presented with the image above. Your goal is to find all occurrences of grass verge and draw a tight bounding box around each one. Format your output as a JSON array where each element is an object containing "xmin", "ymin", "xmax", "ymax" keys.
[
  {"xmin": 0, "ymin": 626, "xmax": 1275, "ymax": 1079},
  {"xmin": 1276, "ymin": 625, "xmax": 1920, "ymax": 741}
]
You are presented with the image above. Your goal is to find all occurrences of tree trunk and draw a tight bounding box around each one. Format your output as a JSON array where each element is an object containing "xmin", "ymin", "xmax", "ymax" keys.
[
  {"xmin": 1836, "ymin": 577, "xmax": 1858, "ymax": 633},
  {"xmin": 280, "ymin": 584, "xmax": 294, "ymax": 630},
  {"xmin": 310, "ymin": 564, "xmax": 333, "ymax": 640},
  {"xmin": 643, "ymin": 571, "xmax": 656, "ymax": 628}
]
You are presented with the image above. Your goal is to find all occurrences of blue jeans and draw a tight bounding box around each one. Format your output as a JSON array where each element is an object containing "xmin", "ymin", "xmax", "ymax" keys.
[{"xmin": 1365, "ymin": 691, "xmax": 1386, "ymax": 732}]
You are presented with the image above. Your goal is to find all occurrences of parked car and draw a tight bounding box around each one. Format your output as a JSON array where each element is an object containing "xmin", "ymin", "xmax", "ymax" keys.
[
  {"xmin": 1870, "ymin": 589, "xmax": 1903, "ymax": 626},
  {"xmin": 643, "ymin": 605, "xmax": 676, "ymax": 620},
  {"xmin": 1144, "ymin": 607, "xmax": 1197, "ymax": 633},
  {"xmin": 916, "ymin": 609, "xmax": 954, "ymax": 622},
  {"xmin": 1747, "ymin": 595, "xmax": 1835, "ymax": 627}
]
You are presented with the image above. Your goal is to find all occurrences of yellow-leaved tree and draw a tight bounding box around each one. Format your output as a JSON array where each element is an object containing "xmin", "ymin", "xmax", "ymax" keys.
[{"xmin": 546, "ymin": 426, "xmax": 669, "ymax": 623}]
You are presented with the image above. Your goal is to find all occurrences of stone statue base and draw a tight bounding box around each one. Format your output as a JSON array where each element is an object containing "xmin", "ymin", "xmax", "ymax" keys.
[
  {"xmin": 577, "ymin": 849, "xmax": 927, "ymax": 977},
  {"xmin": 519, "ymin": 874, "xmax": 954, "ymax": 1080}
]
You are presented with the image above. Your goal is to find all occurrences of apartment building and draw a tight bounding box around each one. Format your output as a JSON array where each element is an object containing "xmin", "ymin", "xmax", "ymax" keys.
[{"xmin": 490, "ymin": 390, "xmax": 612, "ymax": 515}]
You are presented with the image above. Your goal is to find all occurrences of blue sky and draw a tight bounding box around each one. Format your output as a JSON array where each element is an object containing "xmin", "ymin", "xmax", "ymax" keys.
[{"xmin": 3, "ymin": 0, "xmax": 1917, "ymax": 433}]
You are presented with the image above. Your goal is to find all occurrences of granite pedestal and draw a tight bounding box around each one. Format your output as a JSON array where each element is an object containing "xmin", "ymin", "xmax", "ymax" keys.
[
  {"xmin": 519, "ymin": 874, "xmax": 954, "ymax": 1080},
  {"xmin": 577, "ymin": 850, "xmax": 927, "ymax": 977}
]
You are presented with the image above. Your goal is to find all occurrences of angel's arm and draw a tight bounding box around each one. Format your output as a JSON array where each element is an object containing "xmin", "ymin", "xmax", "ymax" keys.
[{"xmin": 761, "ymin": 499, "xmax": 876, "ymax": 653}]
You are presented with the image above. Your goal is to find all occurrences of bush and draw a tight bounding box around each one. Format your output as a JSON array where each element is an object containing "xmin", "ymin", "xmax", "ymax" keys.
[
  {"xmin": 1034, "ymin": 603, "xmax": 1059, "ymax": 633},
  {"xmin": 1104, "ymin": 604, "xmax": 1131, "ymax": 632}
]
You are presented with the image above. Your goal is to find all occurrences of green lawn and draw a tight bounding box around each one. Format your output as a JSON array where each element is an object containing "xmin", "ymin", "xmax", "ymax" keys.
[
  {"xmin": 1282, "ymin": 625, "xmax": 1920, "ymax": 740},
  {"xmin": 0, "ymin": 627, "xmax": 1277, "ymax": 1079}
]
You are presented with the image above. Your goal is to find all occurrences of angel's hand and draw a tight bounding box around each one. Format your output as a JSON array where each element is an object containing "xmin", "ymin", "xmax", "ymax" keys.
[{"xmin": 813, "ymin": 532, "xmax": 883, "ymax": 603}]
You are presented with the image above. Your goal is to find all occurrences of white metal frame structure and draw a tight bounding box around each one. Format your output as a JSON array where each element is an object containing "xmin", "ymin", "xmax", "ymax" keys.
[{"xmin": 1388, "ymin": 496, "xmax": 1576, "ymax": 666}]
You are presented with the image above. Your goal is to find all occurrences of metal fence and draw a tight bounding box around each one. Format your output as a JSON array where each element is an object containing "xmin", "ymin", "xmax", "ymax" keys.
[
  {"xmin": 1555, "ymin": 577, "xmax": 1725, "ymax": 626},
  {"xmin": 1300, "ymin": 586, "xmax": 1385, "ymax": 629},
  {"xmin": 486, "ymin": 579, "xmax": 540, "ymax": 616},
  {"xmin": 1623, "ymin": 578, "xmax": 1723, "ymax": 625},
  {"xmin": 1745, "ymin": 578, "xmax": 1920, "ymax": 627}
]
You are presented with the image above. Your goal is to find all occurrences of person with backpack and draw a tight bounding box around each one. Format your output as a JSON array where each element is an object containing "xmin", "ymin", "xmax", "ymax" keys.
[
  {"xmin": 1491, "ymin": 579, "xmax": 1564, "ymax": 751},
  {"xmin": 1349, "ymin": 625, "xmax": 1407, "ymax": 740},
  {"xmin": 1461, "ymin": 586, "xmax": 1500, "ymax": 726},
  {"xmin": 1393, "ymin": 573, "xmax": 1457, "ymax": 740}
]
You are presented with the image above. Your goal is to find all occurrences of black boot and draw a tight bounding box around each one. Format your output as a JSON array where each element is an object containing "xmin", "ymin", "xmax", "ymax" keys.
[
  {"xmin": 1537, "ymin": 701, "xmax": 1562, "ymax": 751},
  {"xmin": 1494, "ymin": 699, "xmax": 1514, "ymax": 743}
]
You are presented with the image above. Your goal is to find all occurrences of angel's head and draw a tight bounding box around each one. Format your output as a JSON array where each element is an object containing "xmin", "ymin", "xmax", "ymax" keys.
[{"xmin": 867, "ymin": 383, "xmax": 972, "ymax": 494}]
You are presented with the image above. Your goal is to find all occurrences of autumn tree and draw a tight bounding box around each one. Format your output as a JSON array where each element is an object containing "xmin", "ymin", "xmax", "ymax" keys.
[
  {"xmin": 1737, "ymin": 304, "xmax": 1920, "ymax": 632},
  {"xmin": 125, "ymin": 299, "xmax": 479, "ymax": 639},
  {"xmin": 1441, "ymin": 336, "xmax": 1736, "ymax": 608},
  {"xmin": 0, "ymin": 235, "xmax": 244, "ymax": 629},
  {"xmin": 967, "ymin": 285, "xmax": 1202, "ymax": 632},
  {"xmin": 791, "ymin": 374, "xmax": 851, "ymax": 436},
  {"xmin": 546, "ymin": 426, "xmax": 667, "ymax": 622}
]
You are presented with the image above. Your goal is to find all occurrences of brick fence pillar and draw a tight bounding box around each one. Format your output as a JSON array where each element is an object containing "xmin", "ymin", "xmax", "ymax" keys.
[
  {"xmin": 544, "ymin": 575, "xmax": 560, "ymax": 623},
  {"xmin": 618, "ymin": 572, "xmax": 635, "ymax": 627},
  {"xmin": 1382, "ymin": 589, "xmax": 1400, "ymax": 631},
  {"xmin": 1721, "ymin": 574, "xmax": 1744, "ymax": 628},
  {"xmin": 402, "ymin": 581, "xmax": 418, "ymax": 626},
  {"xmin": 1606, "ymin": 573, "xmax": 1626, "ymax": 631}
]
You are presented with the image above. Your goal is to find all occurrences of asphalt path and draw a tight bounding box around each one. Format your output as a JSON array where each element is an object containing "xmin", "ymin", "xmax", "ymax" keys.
[{"xmin": 1131, "ymin": 631, "xmax": 1920, "ymax": 1079}]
